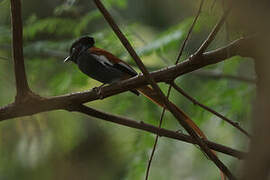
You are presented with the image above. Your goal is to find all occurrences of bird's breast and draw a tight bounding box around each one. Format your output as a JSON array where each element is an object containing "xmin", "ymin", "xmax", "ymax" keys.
[{"xmin": 77, "ymin": 52, "xmax": 126, "ymax": 84}]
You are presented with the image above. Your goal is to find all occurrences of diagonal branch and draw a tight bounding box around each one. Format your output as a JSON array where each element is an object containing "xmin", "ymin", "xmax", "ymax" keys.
[
  {"xmin": 10, "ymin": 0, "xmax": 31, "ymax": 102},
  {"xmin": 171, "ymin": 82, "xmax": 251, "ymax": 137},
  {"xmin": 176, "ymin": 0, "xmax": 205, "ymax": 63},
  {"xmin": 94, "ymin": 1, "xmax": 235, "ymax": 179},
  {"xmin": 93, "ymin": 0, "xmax": 167, "ymax": 104},
  {"xmin": 195, "ymin": 6, "xmax": 231, "ymax": 55},
  {"xmin": 66, "ymin": 104, "xmax": 246, "ymax": 159}
]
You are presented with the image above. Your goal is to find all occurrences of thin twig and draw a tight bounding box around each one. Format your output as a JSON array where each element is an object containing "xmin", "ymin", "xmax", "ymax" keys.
[
  {"xmin": 145, "ymin": 91, "xmax": 168, "ymax": 180},
  {"xmin": 195, "ymin": 6, "xmax": 231, "ymax": 56},
  {"xmin": 176, "ymin": 0, "xmax": 205, "ymax": 64},
  {"xmin": 223, "ymin": 0, "xmax": 231, "ymax": 59},
  {"xmin": 171, "ymin": 82, "xmax": 251, "ymax": 138},
  {"xmin": 10, "ymin": 0, "xmax": 31, "ymax": 101},
  {"xmin": 146, "ymin": 0, "xmax": 205, "ymax": 179},
  {"xmin": 68, "ymin": 104, "xmax": 246, "ymax": 159}
]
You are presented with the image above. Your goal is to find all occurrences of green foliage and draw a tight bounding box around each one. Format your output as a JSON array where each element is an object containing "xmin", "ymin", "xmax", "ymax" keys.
[
  {"xmin": 136, "ymin": 18, "xmax": 194, "ymax": 56},
  {"xmin": 24, "ymin": 17, "xmax": 77, "ymax": 39},
  {"xmin": 73, "ymin": 10, "xmax": 101, "ymax": 36}
]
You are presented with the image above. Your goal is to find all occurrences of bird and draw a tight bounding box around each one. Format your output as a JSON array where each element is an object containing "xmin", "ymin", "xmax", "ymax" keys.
[
  {"xmin": 64, "ymin": 36, "xmax": 140, "ymax": 95},
  {"xmin": 64, "ymin": 36, "xmax": 205, "ymax": 138}
]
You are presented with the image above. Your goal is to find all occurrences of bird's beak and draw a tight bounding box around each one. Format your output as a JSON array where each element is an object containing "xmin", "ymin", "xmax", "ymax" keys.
[{"xmin": 64, "ymin": 56, "xmax": 71, "ymax": 63}]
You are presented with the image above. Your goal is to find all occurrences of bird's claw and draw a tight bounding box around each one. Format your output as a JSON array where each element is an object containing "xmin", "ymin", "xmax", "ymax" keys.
[{"xmin": 93, "ymin": 84, "xmax": 105, "ymax": 99}]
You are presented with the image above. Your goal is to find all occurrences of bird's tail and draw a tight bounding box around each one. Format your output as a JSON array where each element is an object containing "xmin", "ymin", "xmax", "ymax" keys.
[
  {"xmin": 137, "ymin": 85, "xmax": 226, "ymax": 180},
  {"xmin": 137, "ymin": 85, "xmax": 206, "ymax": 138}
]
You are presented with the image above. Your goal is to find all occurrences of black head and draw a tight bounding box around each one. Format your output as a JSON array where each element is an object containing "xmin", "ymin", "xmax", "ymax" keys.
[{"xmin": 64, "ymin": 36, "xmax": 95, "ymax": 63}]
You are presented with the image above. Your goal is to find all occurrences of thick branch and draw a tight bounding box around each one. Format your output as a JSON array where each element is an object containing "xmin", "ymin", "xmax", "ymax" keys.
[
  {"xmin": 10, "ymin": 0, "xmax": 30, "ymax": 101},
  {"xmin": 67, "ymin": 104, "xmax": 246, "ymax": 159},
  {"xmin": 0, "ymin": 36, "xmax": 255, "ymax": 121},
  {"xmin": 241, "ymin": 36, "xmax": 270, "ymax": 180}
]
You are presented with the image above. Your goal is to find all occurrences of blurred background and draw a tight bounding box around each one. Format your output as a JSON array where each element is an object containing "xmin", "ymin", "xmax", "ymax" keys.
[{"xmin": 0, "ymin": 0, "xmax": 255, "ymax": 179}]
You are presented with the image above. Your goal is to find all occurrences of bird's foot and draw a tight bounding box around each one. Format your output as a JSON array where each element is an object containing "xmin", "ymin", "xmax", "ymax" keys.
[
  {"xmin": 93, "ymin": 84, "xmax": 105, "ymax": 99},
  {"xmin": 175, "ymin": 129, "xmax": 183, "ymax": 134}
]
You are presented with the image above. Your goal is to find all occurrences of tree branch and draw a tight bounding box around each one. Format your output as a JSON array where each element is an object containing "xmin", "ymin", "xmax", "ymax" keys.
[
  {"xmin": 66, "ymin": 104, "xmax": 246, "ymax": 159},
  {"xmin": 0, "ymin": 36, "xmax": 255, "ymax": 121},
  {"xmin": 10, "ymin": 0, "xmax": 31, "ymax": 102}
]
